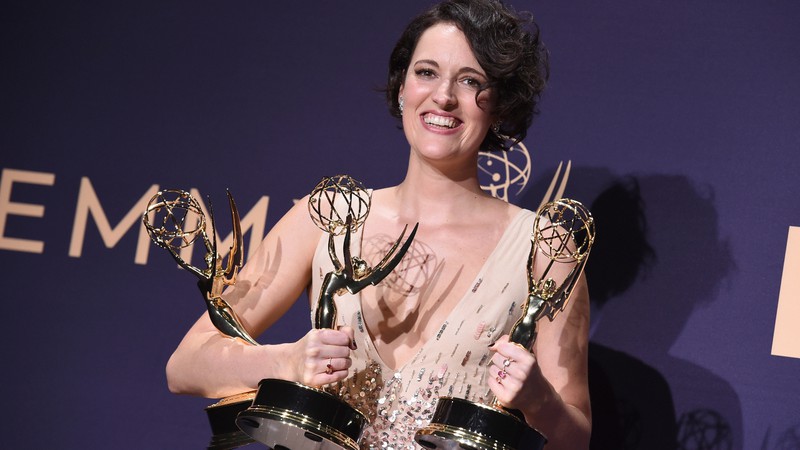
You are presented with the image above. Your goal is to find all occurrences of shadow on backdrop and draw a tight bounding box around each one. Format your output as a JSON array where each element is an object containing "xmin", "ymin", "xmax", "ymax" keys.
[
  {"xmin": 761, "ymin": 423, "xmax": 800, "ymax": 450},
  {"xmin": 584, "ymin": 177, "xmax": 675, "ymax": 450},
  {"xmin": 522, "ymin": 166, "xmax": 742, "ymax": 449}
]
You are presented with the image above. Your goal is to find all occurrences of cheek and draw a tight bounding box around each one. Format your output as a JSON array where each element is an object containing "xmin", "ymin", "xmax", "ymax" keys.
[
  {"xmin": 401, "ymin": 109, "xmax": 418, "ymax": 134},
  {"xmin": 475, "ymin": 90, "xmax": 494, "ymax": 112},
  {"xmin": 402, "ymin": 83, "xmax": 428, "ymax": 105}
]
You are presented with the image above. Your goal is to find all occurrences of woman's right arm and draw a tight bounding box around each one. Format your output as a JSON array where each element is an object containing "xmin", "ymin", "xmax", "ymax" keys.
[{"xmin": 165, "ymin": 195, "xmax": 338, "ymax": 398}]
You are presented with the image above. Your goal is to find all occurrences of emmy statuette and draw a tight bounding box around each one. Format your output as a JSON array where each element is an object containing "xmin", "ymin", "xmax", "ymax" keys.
[
  {"xmin": 235, "ymin": 175, "xmax": 419, "ymax": 450},
  {"xmin": 143, "ymin": 189, "xmax": 258, "ymax": 449},
  {"xmin": 414, "ymin": 198, "xmax": 595, "ymax": 450}
]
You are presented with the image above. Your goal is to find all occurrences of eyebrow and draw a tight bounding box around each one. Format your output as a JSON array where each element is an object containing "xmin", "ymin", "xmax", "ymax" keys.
[{"xmin": 413, "ymin": 59, "xmax": 487, "ymax": 78}]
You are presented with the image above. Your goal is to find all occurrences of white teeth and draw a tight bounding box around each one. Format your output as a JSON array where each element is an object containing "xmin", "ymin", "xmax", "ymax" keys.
[{"xmin": 424, "ymin": 114, "xmax": 457, "ymax": 128}]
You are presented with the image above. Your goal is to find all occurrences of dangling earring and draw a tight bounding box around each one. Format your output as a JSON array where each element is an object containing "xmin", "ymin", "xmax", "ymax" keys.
[
  {"xmin": 491, "ymin": 120, "xmax": 502, "ymax": 135},
  {"xmin": 398, "ymin": 96, "xmax": 404, "ymax": 115}
]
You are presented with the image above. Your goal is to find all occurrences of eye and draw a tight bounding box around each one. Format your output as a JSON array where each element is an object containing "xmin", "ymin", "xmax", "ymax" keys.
[
  {"xmin": 461, "ymin": 77, "xmax": 481, "ymax": 88},
  {"xmin": 415, "ymin": 68, "xmax": 436, "ymax": 78}
]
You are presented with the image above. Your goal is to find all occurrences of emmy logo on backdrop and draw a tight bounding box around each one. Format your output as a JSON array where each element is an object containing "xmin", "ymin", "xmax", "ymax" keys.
[
  {"xmin": 235, "ymin": 175, "xmax": 418, "ymax": 450},
  {"xmin": 143, "ymin": 189, "xmax": 258, "ymax": 449},
  {"xmin": 415, "ymin": 198, "xmax": 595, "ymax": 450},
  {"xmin": 477, "ymin": 142, "xmax": 532, "ymax": 202}
]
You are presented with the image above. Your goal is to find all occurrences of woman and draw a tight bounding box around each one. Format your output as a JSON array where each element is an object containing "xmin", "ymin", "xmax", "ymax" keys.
[{"xmin": 166, "ymin": 1, "xmax": 591, "ymax": 448}]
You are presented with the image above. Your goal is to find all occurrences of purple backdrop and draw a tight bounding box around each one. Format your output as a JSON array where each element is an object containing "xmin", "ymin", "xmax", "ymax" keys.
[{"xmin": 2, "ymin": 1, "xmax": 799, "ymax": 449}]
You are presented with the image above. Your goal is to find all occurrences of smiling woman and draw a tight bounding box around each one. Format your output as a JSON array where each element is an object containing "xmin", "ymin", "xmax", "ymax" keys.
[
  {"xmin": 385, "ymin": 0, "xmax": 549, "ymax": 153},
  {"xmin": 398, "ymin": 24, "xmax": 496, "ymax": 165},
  {"xmin": 165, "ymin": 1, "xmax": 589, "ymax": 449}
]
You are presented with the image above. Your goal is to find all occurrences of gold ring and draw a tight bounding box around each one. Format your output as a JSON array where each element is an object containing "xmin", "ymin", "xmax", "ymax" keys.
[
  {"xmin": 325, "ymin": 358, "xmax": 333, "ymax": 375},
  {"xmin": 502, "ymin": 357, "xmax": 513, "ymax": 368}
]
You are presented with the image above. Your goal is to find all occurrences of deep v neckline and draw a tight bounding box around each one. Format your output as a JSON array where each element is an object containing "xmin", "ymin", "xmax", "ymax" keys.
[{"xmin": 353, "ymin": 209, "xmax": 527, "ymax": 373}]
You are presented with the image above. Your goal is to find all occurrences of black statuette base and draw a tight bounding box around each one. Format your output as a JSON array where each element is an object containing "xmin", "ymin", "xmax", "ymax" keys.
[
  {"xmin": 206, "ymin": 397, "xmax": 254, "ymax": 449},
  {"xmin": 415, "ymin": 397, "xmax": 546, "ymax": 450},
  {"xmin": 236, "ymin": 378, "xmax": 368, "ymax": 450}
]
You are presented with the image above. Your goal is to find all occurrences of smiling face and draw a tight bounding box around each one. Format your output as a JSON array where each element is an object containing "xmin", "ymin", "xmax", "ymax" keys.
[{"xmin": 399, "ymin": 23, "xmax": 494, "ymax": 165}]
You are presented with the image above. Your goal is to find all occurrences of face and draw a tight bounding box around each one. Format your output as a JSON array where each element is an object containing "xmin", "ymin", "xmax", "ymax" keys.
[{"xmin": 399, "ymin": 23, "xmax": 494, "ymax": 164}]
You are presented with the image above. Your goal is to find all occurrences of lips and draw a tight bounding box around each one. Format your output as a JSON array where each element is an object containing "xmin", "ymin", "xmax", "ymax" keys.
[{"xmin": 423, "ymin": 113, "xmax": 460, "ymax": 129}]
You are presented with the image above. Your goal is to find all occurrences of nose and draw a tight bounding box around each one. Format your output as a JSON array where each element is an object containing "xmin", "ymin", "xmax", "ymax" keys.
[{"xmin": 432, "ymin": 80, "xmax": 456, "ymax": 109}]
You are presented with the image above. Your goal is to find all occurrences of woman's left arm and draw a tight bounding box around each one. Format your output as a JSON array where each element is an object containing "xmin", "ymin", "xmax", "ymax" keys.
[{"xmin": 488, "ymin": 275, "xmax": 591, "ymax": 450}]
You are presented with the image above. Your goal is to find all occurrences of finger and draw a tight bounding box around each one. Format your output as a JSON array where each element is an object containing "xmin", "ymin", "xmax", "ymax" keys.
[
  {"xmin": 490, "ymin": 357, "xmax": 511, "ymax": 377},
  {"xmin": 494, "ymin": 334, "xmax": 510, "ymax": 345},
  {"xmin": 488, "ymin": 361, "xmax": 523, "ymax": 391},
  {"xmin": 487, "ymin": 334, "xmax": 509, "ymax": 350},
  {"xmin": 492, "ymin": 335, "xmax": 531, "ymax": 358},
  {"xmin": 488, "ymin": 367, "xmax": 519, "ymax": 404},
  {"xmin": 313, "ymin": 357, "xmax": 351, "ymax": 386},
  {"xmin": 323, "ymin": 356, "xmax": 353, "ymax": 374},
  {"xmin": 320, "ymin": 343, "xmax": 353, "ymax": 359},
  {"xmin": 490, "ymin": 352, "xmax": 517, "ymax": 371},
  {"xmin": 309, "ymin": 371, "xmax": 348, "ymax": 387},
  {"xmin": 308, "ymin": 332, "xmax": 353, "ymax": 359},
  {"xmin": 319, "ymin": 328, "xmax": 355, "ymax": 347},
  {"xmin": 325, "ymin": 357, "xmax": 335, "ymax": 375},
  {"xmin": 338, "ymin": 325, "xmax": 357, "ymax": 350}
]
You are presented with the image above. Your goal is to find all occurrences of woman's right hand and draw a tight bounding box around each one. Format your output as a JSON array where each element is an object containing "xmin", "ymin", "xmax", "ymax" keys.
[{"xmin": 285, "ymin": 326, "xmax": 355, "ymax": 387}]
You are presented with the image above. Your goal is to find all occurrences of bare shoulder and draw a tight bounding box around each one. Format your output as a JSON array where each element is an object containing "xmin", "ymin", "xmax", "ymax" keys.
[
  {"xmin": 495, "ymin": 196, "xmax": 523, "ymax": 217},
  {"xmin": 275, "ymin": 194, "xmax": 320, "ymax": 234},
  {"xmin": 481, "ymin": 194, "xmax": 524, "ymax": 228},
  {"xmin": 369, "ymin": 187, "xmax": 396, "ymax": 209},
  {"xmin": 261, "ymin": 193, "xmax": 324, "ymax": 270}
]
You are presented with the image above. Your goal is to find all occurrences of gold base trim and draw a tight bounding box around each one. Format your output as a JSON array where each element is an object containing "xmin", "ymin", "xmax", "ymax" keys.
[
  {"xmin": 240, "ymin": 404, "xmax": 360, "ymax": 450},
  {"xmin": 207, "ymin": 390, "xmax": 257, "ymax": 409},
  {"xmin": 416, "ymin": 422, "xmax": 514, "ymax": 450}
]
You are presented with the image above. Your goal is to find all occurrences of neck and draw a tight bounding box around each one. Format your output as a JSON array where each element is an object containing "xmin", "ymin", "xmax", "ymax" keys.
[{"xmin": 392, "ymin": 150, "xmax": 489, "ymax": 223}]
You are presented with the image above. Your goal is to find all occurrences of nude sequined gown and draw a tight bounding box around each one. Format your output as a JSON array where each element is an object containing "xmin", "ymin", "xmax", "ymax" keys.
[{"xmin": 310, "ymin": 209, "xmax": 536, "ymax": 449}]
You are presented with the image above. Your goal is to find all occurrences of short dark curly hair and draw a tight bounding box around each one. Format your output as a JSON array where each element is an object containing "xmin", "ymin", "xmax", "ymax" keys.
[{"xmin": 386, "ymin": 0, "xmax": 549, "ymax": 152}]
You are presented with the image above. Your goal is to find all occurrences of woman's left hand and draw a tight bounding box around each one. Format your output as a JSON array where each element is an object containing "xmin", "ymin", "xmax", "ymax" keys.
[{"xmin": 487, "ymin": 335, "xmax": 558, "ymax": 414}]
